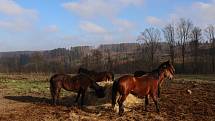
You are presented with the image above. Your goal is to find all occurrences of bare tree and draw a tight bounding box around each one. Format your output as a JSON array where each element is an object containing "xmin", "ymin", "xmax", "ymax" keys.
[
  {"xmin": 176, "ymin": 18, "xmax": 193, "ymax": 73},
  {"xmin": 92, "ymin": 50, "xmax": 103, "ymax": 70},
  {"xmin": 106, "ymin": 50, "xmax": 113, "ymax": 71},
  {"xmin": 163, "ymin": 23, "xmax": 175, "ymax": 65},
  {"xmin": 190, "ymin": 26, "xmax": 202, "ymax": 74},
  {"xmin": 137, "ymin": 27, "xmax": 161, "ymax": 69},
  {"xmin": 205, "ymin": 25, "xmax": 215, "ymax": 73}
]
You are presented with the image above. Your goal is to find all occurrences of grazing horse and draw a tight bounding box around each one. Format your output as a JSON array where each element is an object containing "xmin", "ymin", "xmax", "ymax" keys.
[
  {"xmin": 112, "ymin": 61, "xmax": 175, "ymax": 115},
  {"xmin": 78, "ymin": 68, "xmax": 114, "ymax": 82},
  {"xmin": 49, "ymin": 73, "xmax": 105, "ymax": 106},
  {"xmin": 133, "ymin": 61, "xmax": 175, "ymax": 97}
]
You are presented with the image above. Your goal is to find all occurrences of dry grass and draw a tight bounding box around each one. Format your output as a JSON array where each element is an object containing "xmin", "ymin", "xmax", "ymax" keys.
[{"xmin": 0, "ymin": 73, "xmax": 215, "ymax": 121}]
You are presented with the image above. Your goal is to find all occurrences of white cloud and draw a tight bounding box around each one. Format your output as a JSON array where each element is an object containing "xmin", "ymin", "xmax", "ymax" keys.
[
  {"xmin": 45, "ymin": 25, "xmax": 59, "ymax": 33},
  {"xmin": 144, "ymin": 1, "xmax": 215, "ymax": 28},
  {"xmin": 119, "ymin": 0, "xmax": 144, "ymax": 6},
  {"xmin": 112, "ymin": 18, "xmax": 135, "ymax": 32},
  {"xmin": 161, "ymin": 0, "xmax": 215, "ymax": 27},
  {"xmin": 191, "ymin": 1, "xmax": 215, "ymax": 23},
  {"xmin": 0, "ymin": 18, "xmax": 33, "ymax": 31},
  {"xmin": 62, "ymin": 0, "xmax": 117, "ymax": 19},
  {"xmin": 145, "ymin": 16, "xmax": 165, "ymax": 27},
  {"xmin": 62, "ymin": 0, "xmax": 142, "ymax": 44},
  {"xmin": 80, "ymin": 21, "xmax": 107, "ymax": 34},
  {"xmin": 0, "ymin": 0, "xmax": 38, "ymax": 32},
  {"xmin": 0, "ymin": 0, "xmax": 37, "ymax": 18},
  {"xmin": 62, "ymin": 0, "xmax": 144, "ymax": 19},
  {"xmin": 61, "ymin": 35, "xmax": 82, "ymax": 41}
]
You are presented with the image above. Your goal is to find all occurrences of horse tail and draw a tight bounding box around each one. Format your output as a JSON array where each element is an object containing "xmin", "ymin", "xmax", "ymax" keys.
[
  {"xmin": 111, "ymin": 73, "xmax": 114, "ymax": 81},
  {"xmin": 112, "ymin": 79, "xmax": 119, "ymax": 109}
]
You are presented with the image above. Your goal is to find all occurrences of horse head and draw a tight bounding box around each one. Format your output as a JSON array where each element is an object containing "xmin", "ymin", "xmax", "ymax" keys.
[
  {"xmin": 95, "ymin": 87, "xmax": 106, "ymax": 98},
  {"xmin": 162, "ymin": 63, "xmax": 175, "ymax": 80},
  {"xmin": 161, "ymin": 60, "xmax": 175, "ymax": 80}
]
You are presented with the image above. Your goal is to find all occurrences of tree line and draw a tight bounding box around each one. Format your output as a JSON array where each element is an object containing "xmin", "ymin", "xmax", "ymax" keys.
[{"xmin": 0, "ymin": 18, "xmax": 214, "ymax": 74}]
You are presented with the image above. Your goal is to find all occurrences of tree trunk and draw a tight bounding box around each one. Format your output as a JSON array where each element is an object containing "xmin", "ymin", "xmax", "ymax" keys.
[{"xmin": 182, "ymin": 44, "xmax": 185, "ymax": 73}]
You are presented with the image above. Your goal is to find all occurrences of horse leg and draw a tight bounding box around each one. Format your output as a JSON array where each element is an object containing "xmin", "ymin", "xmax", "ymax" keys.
[
  {"xmin": 158, "ymin": 85, "xmax": 161, "ymax": 98},
  {"xmin": 80, "ymin": 89, "xmax": 86, "ymax": 106},
  {"xmin": 52, "ymin": 87, "xmax": 60, "ymax": 105},
  {"xmin": 75, "ymin": 88, "xmax": 82, "ymax": 103},
  {"xmin": 145, "ymin": 95, "xmax": 149, "ymax": 111},
  {"xmin": 52, "ymin": 93, "xmax": 57, "ymax": 105},
  {"xmin": 158, "ymin": 79, "xmax": 164, "ymax": 98},
  {"xmin": 56, "ymin": 88, "xmax": 61, "ymax": 105},
  {"xmin": 151, "ymin": 95, "xmax": 160, "ymax": 113},
  {"xmin": 118, "ymin": 94, "xmax": 128, "ymax": 116}
]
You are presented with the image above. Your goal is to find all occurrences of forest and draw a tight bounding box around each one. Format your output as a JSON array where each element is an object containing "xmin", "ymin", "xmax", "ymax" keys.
[{"xmin": 0, "ymin": 18, "xmax": 214, "ymax": 74}]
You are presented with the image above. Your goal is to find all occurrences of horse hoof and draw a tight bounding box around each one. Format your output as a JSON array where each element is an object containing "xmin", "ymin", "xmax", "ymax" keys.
[
  {"xmin": 119, "ymin": 112, "xmax": 124, "ymax": 116},
  {"xmin": 119, "ymin": 109, "xmax": 124, "ymax": 116},
  {"xmin": 156, "ymin": 110, "xmax": 160, "ymax": 114},
  {"xmin": 111, "ymin": 105, "xmax": 115, "ymax": 110}
]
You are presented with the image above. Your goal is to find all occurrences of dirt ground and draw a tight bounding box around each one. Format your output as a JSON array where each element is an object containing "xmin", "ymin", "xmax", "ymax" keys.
[{"xmin": 0, "ymin": 75, "xmax": 215, "ymax": 121}]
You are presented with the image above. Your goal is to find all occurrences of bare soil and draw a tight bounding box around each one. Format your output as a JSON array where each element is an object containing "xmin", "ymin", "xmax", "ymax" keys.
[{"xmin": 0, "ymin": 77, "xmax": 215, "ymax": 121}]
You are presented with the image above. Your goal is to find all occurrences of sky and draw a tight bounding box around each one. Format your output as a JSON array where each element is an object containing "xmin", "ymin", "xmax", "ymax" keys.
[{"xmin": 0, "ymin": 0, "xmax": 215, "ymax": 52}]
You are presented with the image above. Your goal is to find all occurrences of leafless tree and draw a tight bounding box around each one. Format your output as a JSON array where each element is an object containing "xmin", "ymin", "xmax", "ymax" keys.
[
  {"xmin": 163, "ymin": 23, "xmax": 175, "ymax": 65},
  {"xmin": 205, "ymin": 25, "xmax": 215, "ymax": 73},
  {"xmin": 106, "ymin": 50, "xmax": 113, "ymax": 71},
  {"xmin": 137, "ymin": 27, "xmax": 161, "ymax": 69},
  {"xmin": 92, "ymin": 50, "xmax": 103, "ymax": 70},
  {"xmin": 190, "ymin": 26, "xmax": 202, "ymax": 74},
  {"xmin": 176, "ymin": 18, "xmax": 193, "ymax": 73}
]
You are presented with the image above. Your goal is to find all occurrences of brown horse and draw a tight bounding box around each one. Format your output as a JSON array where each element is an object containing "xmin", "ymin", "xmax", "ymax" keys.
[
  {"xmin": 112, "ymin": 61, "xmax": 175, "ymax": 115},
  {"xmin": 133, "ymin": 61, "xmax": 175, "ymax": 97},
  {"xmin": 78, "ymin": 68, "xmax": 114, "ymax": 82},
  {"xmin": 50, "ymin": 73, "xmax": 105, "ymax": 106}
]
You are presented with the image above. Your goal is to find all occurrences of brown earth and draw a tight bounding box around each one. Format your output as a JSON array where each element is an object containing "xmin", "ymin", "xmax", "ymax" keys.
[{"xmin": 0, "ymin": 78, "xmax": 215, "ymax": 121}]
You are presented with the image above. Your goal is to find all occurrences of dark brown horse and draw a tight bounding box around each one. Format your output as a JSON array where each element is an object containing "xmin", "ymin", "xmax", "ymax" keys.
[
  {"xmin": 50, "ymin": 73, "xmax": 105, "ymax": 106},
  {"xmin": 112, "ymin": 61, "xmax": 175, "ymax": 115},
  {"xmin": 78, "ymin": 68, "xmax": 114, "ymax": 82},
  {"xmin": 133, "ymin": 61, "xmax": 175, "ymax": 97}
]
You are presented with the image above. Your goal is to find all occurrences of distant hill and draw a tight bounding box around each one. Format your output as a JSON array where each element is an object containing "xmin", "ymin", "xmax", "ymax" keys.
[
  {"xmin": 0, "ymin": 51, "xmax": 41, "ymax": 58},
  {"xmin": 0, "ymin": 42, "xmax": 213, "ymax": 74}
]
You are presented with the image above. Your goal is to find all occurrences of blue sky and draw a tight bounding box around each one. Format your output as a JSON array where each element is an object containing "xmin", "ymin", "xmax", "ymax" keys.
[{"xmin": 0, "ymin": 0, "xmax": 214, "ymax": 52}]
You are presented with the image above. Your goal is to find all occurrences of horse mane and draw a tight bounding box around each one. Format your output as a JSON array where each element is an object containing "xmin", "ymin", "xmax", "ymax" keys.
[
  {"xmin": 78, "ymin": 67, "xmax": 97, "ymax": 75},
  {"xmin": 140, "ymin": 61, "xmax": 170, "ymax": 79}
]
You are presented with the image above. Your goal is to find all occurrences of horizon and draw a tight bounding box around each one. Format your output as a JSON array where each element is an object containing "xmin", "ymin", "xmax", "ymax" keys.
[
  {"xmin": 0, "ymin": 0, "xmax": 214, "ymax": 52},
  {"xmin": 0, "ymin": 42, "xmax": 140, "ymax": 52}
]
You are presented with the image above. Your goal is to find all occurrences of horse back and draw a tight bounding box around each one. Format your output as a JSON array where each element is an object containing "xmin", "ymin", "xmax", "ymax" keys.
[
  {"xmin": 134, "ymin": 75, "xmax": 159, "ymax": 96},
  {"xmin": 50, "ymin": 74, "xmax": 81, "ymax": 91}
]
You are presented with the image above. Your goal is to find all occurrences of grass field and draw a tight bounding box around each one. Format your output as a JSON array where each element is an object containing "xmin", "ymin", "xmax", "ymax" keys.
[{"xmin": 0, "ymin": 73, "xmax": 215, "ymax": 121}]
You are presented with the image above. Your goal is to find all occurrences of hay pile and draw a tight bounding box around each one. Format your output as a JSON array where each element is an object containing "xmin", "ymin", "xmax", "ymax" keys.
[{"xmin": 84, "ymin": 82, "xmax": 143, "ymax": 111}]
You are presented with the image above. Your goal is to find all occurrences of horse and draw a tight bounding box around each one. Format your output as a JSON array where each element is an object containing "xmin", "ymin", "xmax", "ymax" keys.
[
  {"xmin": 78, "ymin": 67, "xmax": 97, "ymax": 75},
  {"xmin": 78, "ymin": 67, "xmax": 114, "ymax": 82},
  {"xmin": 133, "ymin": 61, "xmax": 175, "ymax": 97},
  {"xmin": 112, "ymin": 61, "xmax": 175, "ymax": 115},
  {"xmin": 49, "ymin": 73, "xmax": 105, "ymax": 106}
]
